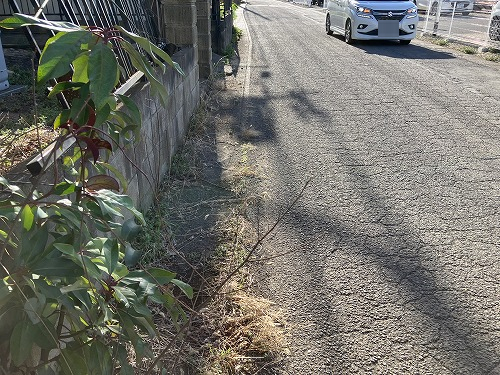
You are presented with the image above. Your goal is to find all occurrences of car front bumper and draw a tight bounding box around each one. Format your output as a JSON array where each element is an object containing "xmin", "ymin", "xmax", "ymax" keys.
[{"xmin": 351, "ymin": 13, "xmax": 418, "ymax": 40}]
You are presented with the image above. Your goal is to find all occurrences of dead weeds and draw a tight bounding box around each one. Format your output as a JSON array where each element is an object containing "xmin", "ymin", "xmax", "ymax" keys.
[
  {"xmin": 132, "ymin": 70, "xmax": 288, "ymax": 374},
  {"xmin": 197, "ymin": 285, "xmax": 288, "ymax": 375},
  {"xmin": 0, "ymin": 49, "xmax": 61, "ymax": 175}
]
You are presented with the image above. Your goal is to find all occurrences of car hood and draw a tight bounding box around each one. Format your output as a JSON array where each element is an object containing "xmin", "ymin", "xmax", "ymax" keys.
[{"xmin": 350, "ymin": 0, "xmax": 415, "ymax": 10}]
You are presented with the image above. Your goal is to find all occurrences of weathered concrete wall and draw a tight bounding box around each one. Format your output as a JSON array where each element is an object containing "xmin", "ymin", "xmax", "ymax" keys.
[{"xmin": 108, "ymin": 46, "xmax": 200, "ymax": 211}]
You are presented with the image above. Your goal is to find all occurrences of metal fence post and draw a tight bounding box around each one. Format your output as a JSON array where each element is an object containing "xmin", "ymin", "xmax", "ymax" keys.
[{"xmin": 0, "ymin": 30, "xmax": 9, "ymax": 91}]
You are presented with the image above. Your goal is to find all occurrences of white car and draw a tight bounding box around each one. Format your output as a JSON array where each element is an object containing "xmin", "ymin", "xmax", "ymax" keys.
[
  {"xmin": 325, "ymin": 0, "xmax": 418, "ymax": 44},
  {"xmin": 489, "ymin": 0, "xmax": 500, "ymax": 40},
  {"xmin": 414, "ymin": 0, "xmax": 474, "ymax": 15}
]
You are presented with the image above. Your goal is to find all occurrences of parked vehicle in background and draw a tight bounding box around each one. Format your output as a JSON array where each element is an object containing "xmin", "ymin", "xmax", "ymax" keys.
[
  {"xmin": 489, "ymin": 0, "xmax": 500, "ymax": 40},
  {"xmin": 312, "ymin": 0, "xmax": 325, "ymax": 5},
  {"xmin": 325, "ymin": 0, "xmax": 418, "ymax": 44},
  {"xmin": 414, "ymin": 0, "xmax": 474, "ymax": 15}
]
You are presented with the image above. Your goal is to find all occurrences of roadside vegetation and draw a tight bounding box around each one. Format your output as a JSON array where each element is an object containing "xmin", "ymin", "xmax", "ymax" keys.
[
  {"xmin": 0, "ymin": 3, "xmax": 288, "ymax": 374},
  {"xmin": 420, "ymin": 34, "xmax": 500, "ymax": 62},
  {"xmin": 132, "ymin": 54, "xmax": 289, "ymax": 373},
  {"xmin": 0, "ymin": 15, "xmax": 193, "ymax": 374}
]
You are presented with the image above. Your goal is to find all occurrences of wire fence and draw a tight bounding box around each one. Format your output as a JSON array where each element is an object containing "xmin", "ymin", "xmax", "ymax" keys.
[
  {"xmin": 2, "ymin": 0, "xmax": 163, "ymax": 82},
  {"xmin": 417, "ymin": 0, "xmax": 500, "ymax": 49}
]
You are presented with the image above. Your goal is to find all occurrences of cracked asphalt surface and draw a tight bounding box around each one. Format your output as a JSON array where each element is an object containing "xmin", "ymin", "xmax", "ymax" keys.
[{"xmin": 228, "ymin": 1, "xmax": 500, "ymax": 373}]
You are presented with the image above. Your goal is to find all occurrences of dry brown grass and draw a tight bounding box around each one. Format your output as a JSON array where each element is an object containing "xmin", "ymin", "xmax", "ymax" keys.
[
  {"xmin": 0, "ymin": 116, "xmax": 56, "ymax": 175},
  {"xmin": 198, "ymin": 286, "xmax": 288, "ymax": 375},
  {"xmin": 129, "ymin": 72, "xmax": 289, "ymax": 373}
]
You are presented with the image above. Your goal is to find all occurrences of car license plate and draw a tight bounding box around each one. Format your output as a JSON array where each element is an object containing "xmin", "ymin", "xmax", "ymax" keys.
[{"xmin": 378, "ymin": 20, "xmax": 399, "ymax": 37}]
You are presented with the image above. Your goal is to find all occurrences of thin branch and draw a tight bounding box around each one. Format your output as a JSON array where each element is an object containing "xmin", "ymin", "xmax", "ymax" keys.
[{"xmin": 212, "ymin": 178, "xmax": 311, "ymax": 296}]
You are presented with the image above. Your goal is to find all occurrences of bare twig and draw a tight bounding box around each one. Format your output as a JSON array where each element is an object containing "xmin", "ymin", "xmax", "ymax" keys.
[{"xmin": 212, "ymin": 178, "xmax": 311, "ymax": 296}]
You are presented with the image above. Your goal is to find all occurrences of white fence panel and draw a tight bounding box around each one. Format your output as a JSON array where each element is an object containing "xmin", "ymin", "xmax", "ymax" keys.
[{"xmin": 417, "ymin": 0, "xmax": 500, "ymax": 49}]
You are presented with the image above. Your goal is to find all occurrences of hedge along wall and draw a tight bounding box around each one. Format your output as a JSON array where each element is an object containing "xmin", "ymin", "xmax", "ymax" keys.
[{"xmin": 108, "ymin": 46, "xmax": 200, "ymax": 212}]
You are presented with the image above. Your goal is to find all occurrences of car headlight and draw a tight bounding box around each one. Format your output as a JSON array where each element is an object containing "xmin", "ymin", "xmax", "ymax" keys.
[
  {"xmin": 407, "ymin": 6, "xmax": 418, "ymax": 17},
  {"xmin": 356, "ymin": 6, "xmax": 372, "ymax": 17}
]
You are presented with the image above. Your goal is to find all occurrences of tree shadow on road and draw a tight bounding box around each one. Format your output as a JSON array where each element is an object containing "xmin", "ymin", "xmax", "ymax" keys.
[{"xmin": 249, "ymin": 79, "xmax": 498, "ymax": 373}]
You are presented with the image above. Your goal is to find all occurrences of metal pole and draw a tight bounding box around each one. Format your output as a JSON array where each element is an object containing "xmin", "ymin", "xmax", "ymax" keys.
[
  {"xmin": 0, "ymin": 30, "xmax": 10, "ymax": 91},
  {"xmin": 433, "ymin": 0, "xmax": 443, "ymax": 36},
  {"xmin": 448, "ymin": 1, "xmax": 457, "ymax": 37}
]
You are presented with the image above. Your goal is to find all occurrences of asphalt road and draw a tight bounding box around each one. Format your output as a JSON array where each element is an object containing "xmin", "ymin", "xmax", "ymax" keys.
[{"xmin": 233, "ymin": 0, "xmax": 500, "ymax": 373}]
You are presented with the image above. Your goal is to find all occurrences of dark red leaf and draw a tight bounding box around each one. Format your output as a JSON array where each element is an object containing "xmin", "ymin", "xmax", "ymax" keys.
[
  {"xmin": 87, "ymin": 106, "xmax": 96, "ymax": 127},
  {"xmin": 79, "ymin": 136, "xmax": 100, "ymax": 163},
  {"xmin": 86, "ymin": 174, "xmax": 120, "ymax": 192},
  {"xmin": 93, "ymin": 139, "xmax": 113, "ymax": 152}
]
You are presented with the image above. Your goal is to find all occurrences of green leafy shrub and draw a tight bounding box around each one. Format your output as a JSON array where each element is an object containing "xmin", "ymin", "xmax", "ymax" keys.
[{"xmin": 0, "ymin": 14, "xmax": 191, "ymax": 374}]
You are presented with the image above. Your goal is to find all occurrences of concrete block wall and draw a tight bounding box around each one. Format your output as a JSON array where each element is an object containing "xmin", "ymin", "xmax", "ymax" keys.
[
  {"xmin": 108, "ymin": 46, "xmax": 200, "ymax": 211},
  {"xmin": 197, "ymin": 0, "xmax": 213, "ymax": 78}
]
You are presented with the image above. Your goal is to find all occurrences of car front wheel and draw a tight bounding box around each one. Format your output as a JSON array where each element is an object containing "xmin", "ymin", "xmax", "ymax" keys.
[
  {"xmin": 400, "ymin": 39, "xmax": 411, "ymax": 45},
  {"xmin": 345, "ymin": 19, "xmax": 353, "ymax": 44},
  {"xmin": 326, "ymin": 14, "xmax": 333, "ymax": 35}
]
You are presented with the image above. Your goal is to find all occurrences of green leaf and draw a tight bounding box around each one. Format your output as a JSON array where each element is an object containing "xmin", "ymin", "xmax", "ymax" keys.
[
  {"xmin": 79, "ymin": 256, "xmax": 103, "ymax": 279},
  {"xmin": 32, "ymin": 258, "xmax": 83, "ymax": 277},
  {"xmin": 54, "ymin": 181, "xmax": 77, "ymax": 196},
  {"xmin": 116, "ymin": 26, "xmax": 184, "ymax": 76},
  {"xmin": 0, "ymin": 176, "xmax": 25, "ymax": 197},
  {"xmin": 37, "ymin": 364, "xmax": 58, "ymax": 375},
  {"xmin": 117, "ymin": 94, "xmax": 141, "ymax": 126},
  {"xmin": 123, "ymin": 244, "xmax": 141, "ymax": 267},
  {"xmin": 0, "ymin": 13, "xmax": 82, "ymax": 31},
  {"xmin": 32, "ymin": 319, "xmax": 59, "ymax": 350},
  {"xmin": 60, "ymin": 279, "xmax": 89, "ymax": 294},
  {"xmin": 96, "ymin": 199, "xmax": 122, "ymax": 218},
  {"xmin": 117, "ymin": 311, "xmax": 141, "ymax": 347},
  {"xmin": 22, "ymin": 223, "xmax": 49, "ymax": 264},
  {"xmin": 121, "ymin": 218, "xmax": 142, "ymax": 241},
  {"xmin": 89, "ymin": 42, "xmax": 119, "ymax": 109},
  {"xmin": 126, "ymin": 268, "xmax": 176, "ymax": 285},
  {"xmin": 24, "ymin": 295, "xmax": 46, "ymax": 324},
  {"xmin": 87, "ymin": 341, "xmax": 113, "ymax": 375},
  {"xmin": 119, "ymin": 40, "xmax": 169, "ymax": 106},
  {"xmin": 0, "ymin": 278, "xmax": 13, "ymax": 309},
  {"xmin": 48, "ymin": 81, "xmax": 85, "ymax": 98},
  {"xmin": 35, "ymin": 206, "xmax": 48, "ymax": 220},
  {"xmin": 171, "ymin": 279, "xmax": 193, "ymax": 299},
  {"xmin": 53, "ymin": 109, "xmax": 71, "ymax": 130},
  {"xmin": 38, "ymin": 30, "xmax": 93, "ymax": 83},
  {"xmin": 113, "ymin": 286, "xmax": 136, "ymax": 308},
  {"xmin": 69, "ymin": 97, "xmax": 90, "ymax": 126},
  {"xmin": 70, "ymin": 289, "xmax": 93, "ymax": 311},
  {"xmin": 103, "ymin": 239, "xmax": 119, "ymax": 274},
  {"xmin": 10, "ymin": 322, "xmax": 35, "ymax": 366},
  {"xmin": 94, "ymin": 103, "xmax": 111, "ymax": 127},
  {"xmin": 91, "ymin": 190, "xmax": 145, "ymax": 224},
  {"xmin": 72, "ymin": 52, "xmax": 90, "ymax": 83},
  {"xmin": 21, "ymin": 204, "xmax": 34, "ymax": 231},
  {"xmin": 117, "ymin": 345, "xmax": 135, "ymax": 375},
  {"xmin": 54, "ymin": 205, "xmax": 83, "ymax": 230},
  {"xmin": 54, "ymin": 243, "xmax": 77, "ymax": 256},
  {"xmin": 59, "ymin": 347, "xmax": 88, "ymax": 375},
  {"xmin": 33, "ymin": 279, "xmax": 62, "ymax": 300}
]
